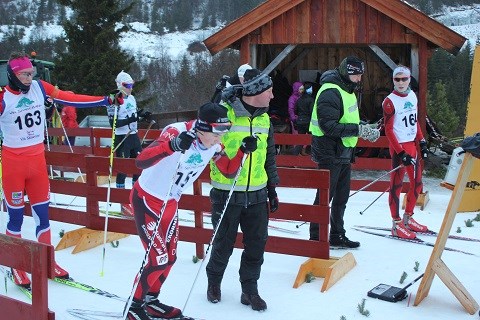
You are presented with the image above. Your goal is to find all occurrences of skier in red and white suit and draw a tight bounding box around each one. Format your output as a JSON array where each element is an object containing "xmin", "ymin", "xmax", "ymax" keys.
[
  {"xmin": 127, "ymin": 102, "xmax": 257, "ymax": 320},
  {"xmin": 382, "ymin": 65, "xmax": 430, "ymax": 240},
  {"xmin": 0, "ymin": 52, "xmax": 122, "ymax": 287}
]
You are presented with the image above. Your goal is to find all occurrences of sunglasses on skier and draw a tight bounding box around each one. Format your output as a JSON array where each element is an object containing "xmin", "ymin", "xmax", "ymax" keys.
[
  {"xmin": 195, "ymin": 119, "xmax": 232, "ymax": 133},
  {"xmin": 393, "ymin": 77, "xmax": 410, "ymax": 82},
  {"xmin": 122, "ymin": 82, "xmax": 134, "ymax": 89}
]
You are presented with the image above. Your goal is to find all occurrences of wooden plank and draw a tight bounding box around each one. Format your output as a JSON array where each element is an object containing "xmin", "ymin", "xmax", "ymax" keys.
[
  {"xmin": 344, "ymin": 0, "xmax": 358, "ymax": 43},
  {"xmin": 321, "ymin": 252, "xmax": 357, "ymax": 292},
  {"xmin": 292, "ymin": 252, "xmax": 357, "ymax": 292},
  {"xmin": 356, "ymin": 1, "xmax": 367, "ymax": 42},
  {"xmin": 55, "ymin": 227, "xmax": 93, "ymax": 251},
  {"xmin": 263, "ymin": 44, "xmax": 297, "ymax": 75},
  {"xmin": 367, "ymin": 6, "xmax": 378, "ymax": 43},
  {"xmin": 72, "ymin": 230, "xmax": 129, "ymax": 254},
  {"xmin": 297, "ymin": 1, "xmax": 310, "ymax": 43},
  {"xmin": 325, "ymin": 0, "xmax": 340, "ymax": 43},
  {"xmin": 431, "ymin": 259, "xmax": 479, "ymax": 314},
  {"xmin": 310, "ymin": 0, "xmax": 323, "ymax": 43}
]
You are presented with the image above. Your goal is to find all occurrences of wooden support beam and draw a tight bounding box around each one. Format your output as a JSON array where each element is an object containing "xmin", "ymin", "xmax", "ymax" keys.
[
  {"xmin": 414, "ymin": 153, "xmax": 479, "ymax": 315},
  {"xmin": 263, "ymin": 44, "xmax": 297, "ymax": 75},
  {"xmin": 431, "ymin": 258, "xmax": 479, "ymax": 314}
]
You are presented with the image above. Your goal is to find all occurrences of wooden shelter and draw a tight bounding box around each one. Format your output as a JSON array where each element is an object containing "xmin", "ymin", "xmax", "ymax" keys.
[{"xmin": 203, "ymin": 0, "xmax": 467, "ymax": 128}]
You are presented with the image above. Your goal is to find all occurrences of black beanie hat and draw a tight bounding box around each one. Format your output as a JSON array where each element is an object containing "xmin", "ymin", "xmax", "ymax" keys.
[
  {"xmin": 242, "ymin": 69, "xmax": 273, "ymax": 96},
  {"xmin": 195, "ymin": 102, "xmax": 231, "ymax": 132},
  {"xmin": 339, "ymin": 56, "xmax": 365, "ymax": 78}
]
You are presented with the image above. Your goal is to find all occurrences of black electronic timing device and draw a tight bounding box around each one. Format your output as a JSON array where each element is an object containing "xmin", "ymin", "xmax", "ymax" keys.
[{"xmin": 367, "ymin": 273, "xmax": 424, "ymax": 303}]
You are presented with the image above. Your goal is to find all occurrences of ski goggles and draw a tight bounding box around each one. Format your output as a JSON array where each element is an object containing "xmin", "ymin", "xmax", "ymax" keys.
[
  {"xmin": 122, "ymin": 82, "xmax": 134, "ymax": 89},
  {"xmin": 393, "ymin": 77, "xmax": 409, "ymax": 82},
  {"xmin": 195, "ymin": 119, "xmax": 232, "ymax": 133}
]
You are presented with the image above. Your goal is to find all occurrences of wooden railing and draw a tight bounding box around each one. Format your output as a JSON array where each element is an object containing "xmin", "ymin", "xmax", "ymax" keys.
[
  {"xmin": 0, "ymin": 235, "xmax": 55, "ymax": 320},
  {"xmin": 46, "ymin": 127, "xmax": 408, "ymax": 192},
  {"xmin": 39, "ymin": 151, "xmax": 331, "ymax": 260}
]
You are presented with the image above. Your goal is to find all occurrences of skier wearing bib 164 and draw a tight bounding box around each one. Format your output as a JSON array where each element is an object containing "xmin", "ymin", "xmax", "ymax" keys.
[
  {"xmin": 382, "ymin": 65, "xmax": 429, "ymax": 240},
  {"xmin": 127, "ymin": 102, "xmax": 256, "ymax": 320},
  {"xmin": 0, "ymin": 51, "xmax": 123, "ymax": 288}
]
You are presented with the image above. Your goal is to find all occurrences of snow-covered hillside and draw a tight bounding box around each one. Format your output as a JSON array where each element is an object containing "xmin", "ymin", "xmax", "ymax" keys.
[{"xmin": 1, "ymin": 3, "xmax": 479, "ymax": 64}]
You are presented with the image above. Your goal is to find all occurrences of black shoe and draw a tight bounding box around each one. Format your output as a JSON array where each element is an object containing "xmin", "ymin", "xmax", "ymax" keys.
[
  {"xmin": 127, "ymin": 300, "xmax": 152, "ymax": 320},
  {"xmin": 329, "ymin": 234, "xmax": 360, "ymax": 248},
  {"xmin": 207, "ymin": 284, "xmax": 221, "ymax": 303},
  {"xmin": 145, "ymin": 295, "xmax": 182, "ymax": 319},
  {"xmin": 241, "ymin": 293, "xmax": 267, "ymax": 311}
]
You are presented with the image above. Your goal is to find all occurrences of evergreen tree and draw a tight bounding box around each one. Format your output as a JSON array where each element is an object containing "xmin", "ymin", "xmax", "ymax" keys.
[
  {"xmin": 53, "ymin": 0, "xmax": 135, "ymax": 116},
  {"xmin": 427, "ymin": 81, "xmax": 460, "ymax": 137}
]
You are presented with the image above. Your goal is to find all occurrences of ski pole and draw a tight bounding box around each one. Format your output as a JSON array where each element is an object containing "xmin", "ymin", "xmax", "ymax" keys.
[
  {"xmin": 122, "ymin": 150, "xmax": 188, "ymax": 320},
  {"xmin": 393, "ymin": 273, "xmax": 424, "ymax": 300},
  {"xmin": 296, "ymin": 221, "xmax": 307, "ymax": 228},
  {"xmin": 182, "ymin": 153, "xmax": 249, "ymax": 313},
  {"xmin": 359, "ymin": 187, "xmax": 389, "ymax": 215},
  {"xmin": 112, "ymin": 130, "xmax": 133, "ymax": 154},
  {"xmin": 349, "ymin": 164, "xmax": 402, "ymax": 198},
  {"xmin": 141, "ymin": 119, "xmax": 157, "ymax": 145},
  {"xmin": 100, "ymin": 105, "xmax": 118, "ymax": 277}
]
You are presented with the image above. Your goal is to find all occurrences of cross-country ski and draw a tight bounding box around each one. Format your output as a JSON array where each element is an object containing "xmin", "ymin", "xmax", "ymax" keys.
[
  {"xmin": 53, "ymin": 277, "xmax": 126, "ymax": 302},
  {"xmin": 354, "ymin": 225, "xmax": 480, "ymax": 243},
  {"xmin": 67, "ymin": 308, "xmax": 203, "ymax": 320},
  {"xmin": 0, "ymin": 267, "xmax": 32, "ymax": 299},
  {"xmin": 352, "ymin": 227, "xmax": 477, "ymax": 256}
]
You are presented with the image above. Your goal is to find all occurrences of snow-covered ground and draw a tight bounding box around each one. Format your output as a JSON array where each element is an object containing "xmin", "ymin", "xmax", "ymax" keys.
[{"xmin": 1, "ymin": 173, "xmax": 479, "ymax": 320}]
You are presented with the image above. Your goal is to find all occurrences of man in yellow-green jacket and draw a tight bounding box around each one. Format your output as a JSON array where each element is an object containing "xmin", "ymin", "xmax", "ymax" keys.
[
  {"xmin": 309, "ymin": 56, "xmax": 380, "ymax": 248},
  {"xmin": 206, "ymin": 68, "xmax": 279, "ymax": 312}
]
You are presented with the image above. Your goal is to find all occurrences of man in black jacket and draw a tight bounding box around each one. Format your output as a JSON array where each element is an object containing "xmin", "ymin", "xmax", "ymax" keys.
[
  {"xmin": 206, "ymin": 68, "xmax": 279, "ymax": 312},
  {"xmin": 308, "ymin": 56, "xmax": 380, "ymax": 248}
]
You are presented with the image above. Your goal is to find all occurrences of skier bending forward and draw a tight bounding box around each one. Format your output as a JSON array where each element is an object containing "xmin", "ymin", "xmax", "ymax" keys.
[{"xmin": 127, "ymin": 102, "xmax": 257, "ymax": 320}]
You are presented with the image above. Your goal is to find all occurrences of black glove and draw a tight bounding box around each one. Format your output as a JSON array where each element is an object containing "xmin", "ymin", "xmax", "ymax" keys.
[
  {"xmin": 126, "ymin": 113, "xmax": 137, "ymax": 124},
  {"xmin": 398, "ymin": 151, "xmax": 416, "ymax": 166},
  {"xmin": 240, "ymin": 136, "xmax": 258, "ymax": 154},
  {"xmin": 215, "ymin": 75, "xmax": 230, "ymax": 90},
  {"xmin": 143, "ymin": 111, "xmax": 152, "ymax": 122},
  {"xmin": 137, "ymin": 108, "xmax": 145, "ymax": 118},
  {"xmin": 170, "ymin": 131, "xmax": 196, "ymax": 152},
  {"xmin": 267, "ymin": 185, "xmax": 279, "ymax": 213},
  {"xmin": 419, "ymin": 140, "xmax": 429, "ymax": 159},
  {"xmin": 108, "ymin": 90, "xmax": 124, "ymax": 106}
]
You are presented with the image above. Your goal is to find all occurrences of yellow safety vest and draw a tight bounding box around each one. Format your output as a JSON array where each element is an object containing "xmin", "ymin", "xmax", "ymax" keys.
[
  {"xmin": 309, "ymin": 83, "xmax": 360, "ymax": 147},
  {"xmin": 210, "ymin": 103, "xmax": 270, "ymax": 191}
]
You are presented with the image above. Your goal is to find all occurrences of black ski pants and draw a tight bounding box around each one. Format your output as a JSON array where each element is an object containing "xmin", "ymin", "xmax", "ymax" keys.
[
  {"xmin": 115, "ymin": 133, "xmax": 142, "ymax": 186},
  {"xmin": 310, "ymin": 162, "xmax": 351, "ymax": 240},
  {"xmin": 206, "ymin": 188, "xmax": 269, "ymax": 295}
]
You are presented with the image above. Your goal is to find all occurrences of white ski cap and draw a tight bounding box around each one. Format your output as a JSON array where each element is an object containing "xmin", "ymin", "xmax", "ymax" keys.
[
  {"xmin": 392, "ymin": 66, "xmax": 411, "ymax": 78},
  {"xmin": 116, "ymin": 70, "xmax": 134, "ymax": 88},
  {"xmin": 237, "ymin": 64, "xmax": 252, "ymax": 77}
]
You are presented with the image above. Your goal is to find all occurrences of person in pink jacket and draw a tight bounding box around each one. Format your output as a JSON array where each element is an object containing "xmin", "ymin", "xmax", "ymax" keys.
[{"xmin": 287, "ymin": 81, "xmax": 304, "ymax": 133}]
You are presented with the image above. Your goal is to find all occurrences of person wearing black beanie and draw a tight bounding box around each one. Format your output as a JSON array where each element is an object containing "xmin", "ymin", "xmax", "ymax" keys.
[
  {"xmin": 206, "ymin": 68, "xmax": 279, "ymax": 312},
  {"xmin": 308, "ymin": 56, "xmax": 379, "ymax": 249},
  {"xmin": 125, "ymin": 101, "xmax": 257, "ymax": 320}
]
